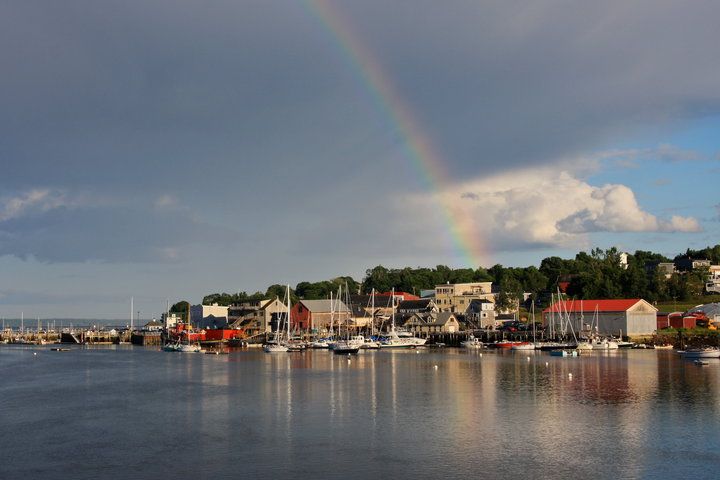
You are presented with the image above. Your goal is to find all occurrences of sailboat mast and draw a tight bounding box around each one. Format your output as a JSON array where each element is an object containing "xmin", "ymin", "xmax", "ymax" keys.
[
  {"xmin": 391, "ymin": 287, "xmax": 395, "ymax": 332},
  {"xmin": 287, "ymin": 284, "xmax": 291, "ymax": 341},
  {"xmin": 371, "ymin": 288, "xmax": 375, "ymax": 336}
]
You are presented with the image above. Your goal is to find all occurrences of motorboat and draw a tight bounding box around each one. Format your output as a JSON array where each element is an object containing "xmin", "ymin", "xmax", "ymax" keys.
[
  {"xmin": 461, "ymin": 335, "xmax": 483, "ymax": 349},
  {"xmin": 263, "ymin": 340, "xmax": 289, "ymax": 353},
  {"xmin": 511, "ymin": 343, "xmax": 536, "ymax": 351},
  {"xmin": 332, "ymin": 339, "xmax": 360, "ymax": 355},
  {"xmin": 379, "ymin": 329, "xmax": 427, "ymax": 348},
  {"xmin": 679, "ymin": 348, "xmax": 720, "ymax": 359},
  {"xmin": 550, "ymin": 349, "xmax": 579, "ymax": 357}
]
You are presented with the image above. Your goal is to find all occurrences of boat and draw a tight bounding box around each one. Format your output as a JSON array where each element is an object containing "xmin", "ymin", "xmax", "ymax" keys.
[
  {"xmin": 263, "ymin": 285, "xmax": 292, "ymax": 353},
  {"xmin": 310, "ymin": 338, "xmax": 331, "ymax": 349},
  {"xmin": 538, "ymin": 342, "xmax": 576, "ymax": 351},
  {"xmin": 694, "ymin": 359, "xmax": 710, "ymax": 366},
  {"xmin": 380, "ymin": 329, "xmax": 427, "ymax": 348},
  {"xmin": 590, "ymin": 337, "xmax": 619, "ymax": 350},
  {"xmin": 511, "ymin": 342, "xmax": 536, "ymax": 351},
  {"xmin": 332, "ymin": 339, "xmax": 360, "ymax": 355},
  {"xmin": 379, "ymin": 289, "xmax": 427, "ymax": 348},
  {"xmin": 493, "ymin": 340, "xmax": 528, "ymax": 349},
  {"xmin": 654, "ymin": 344, "xmax": 674, "ymax": 350},
  {"xmin": 550, "ymin": 349, "xmax": 579, "ymax": 357},
  {"xmin": 461, "ymin": 335, "xmax": 483, "ymax": 349},
  {"xmin": 177, "ymin": 343, "xmax": 202, "ymax": 353},
  {"xmin": 679, "ymin": 348, "xmax": 720, "ymax": 359}
]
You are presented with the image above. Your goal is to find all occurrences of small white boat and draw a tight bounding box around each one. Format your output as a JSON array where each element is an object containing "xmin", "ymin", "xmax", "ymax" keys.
[
  {"xmin": 263, "ymin": 341, "xmax": 289, "ymax": 353},
  {"xmin": 461, "ymin": 335, "xmax": 483, "ymax": 349},
  {"xmin": 679, "ymin": 348, "xmax": 720, "ymax": 359},
  {"xmin": 177, "ymin": 343, "xmax": 202, "ymax": 353},
  {"xmin": 511, "ymin": 343, "xmax": 536, "ymax": 351},
  {"xmin": 550, "ymin": 349, "xmax": 578, "ymax": 357}
]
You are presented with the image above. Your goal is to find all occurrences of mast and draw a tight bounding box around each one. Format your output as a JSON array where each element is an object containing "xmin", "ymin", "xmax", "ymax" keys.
[
  {"xmin": 329, "ymin": 291, "xmax": 334, "ymax": 337},
  {"xmin": 286, "ymin": 285, "xmax": 291, "ymax": 342},
  {"xmin": 130, "ymin": 296, "xmax": 134, "ymax": 331},
  {"xmin": 391, "ymin": 287, "xmax": 395, "ymax": 332},
  {"xmin": 371, "ymin": 288, "xmax": 375, "ymax": 337}
]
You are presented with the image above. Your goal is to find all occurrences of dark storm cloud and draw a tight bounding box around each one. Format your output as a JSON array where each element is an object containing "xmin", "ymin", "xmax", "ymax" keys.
[
  {"xmin": 0, "ymin": 201, "xmax": 235, "ymax": 263},
  {"xmin": 4, "ymin": 0, "xmax": 719, "ymax": 185},
  {"xmin": 1, "ymin": 0, "xmax": 719, "ymax": 267}
]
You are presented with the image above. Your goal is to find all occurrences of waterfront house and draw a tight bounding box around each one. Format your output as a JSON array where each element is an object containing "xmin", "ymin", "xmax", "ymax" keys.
[
  {"xmin": 465, "ymin": 299, "xmax": 496, "ymax": 329},
  {"xmin": 228, "ymin": 298, "xmax": 286, "ymax": 337},
  {"xmin": 291, "ymin": 299, "xmax": 351, "ymax": 333},
  {"xmin": 542, "ymin": 299, "xmax": 658, "ymax": 337},
  {"xmin": 427, "ymin": 312, "xmax": 460, "ymax": 333},
  {"xmin": 191, "ymin": 303, "xmax": 229, "ymax": 329},
  {"xmin": 402, "ymin": 312, "xmax": 432, "ymax": 335}
]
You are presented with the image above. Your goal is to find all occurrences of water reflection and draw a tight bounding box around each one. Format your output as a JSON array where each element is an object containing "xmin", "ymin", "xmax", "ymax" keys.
[{"xmin": 2, "ymin": 346, "xmax": 720, "ymax": 479}]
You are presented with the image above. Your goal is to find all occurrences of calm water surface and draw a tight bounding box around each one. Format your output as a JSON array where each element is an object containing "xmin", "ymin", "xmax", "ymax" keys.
[{"xmin": 1, "ymin": 346, "xmax": 719, "ymax": 479}]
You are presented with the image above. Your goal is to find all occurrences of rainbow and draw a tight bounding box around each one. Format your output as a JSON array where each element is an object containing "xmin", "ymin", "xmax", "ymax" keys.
[{"xmin": 304, "ymin": 0, "xmax": 485, "ymax": 268}]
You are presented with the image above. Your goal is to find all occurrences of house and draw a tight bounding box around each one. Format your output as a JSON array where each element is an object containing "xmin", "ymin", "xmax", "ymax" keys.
[
  {"xmin": 191, "ymin": 303, "xmax": 229, "ymax": 329},
  {"xmin": 291, "ymin": 299, "xmax": 351, "ymax": 332},
  {"xmin": 706, "ymin": 266, "xmax": 720, "ymax": 294},
  {"xmin": 434, "ymin": 282, "xmax": 494, "ymax": 313},
  {"xmin": 542, "ymin": 299, "xmax": 658, "ymax": 336},
  {"xmin": 465, "ymin": 299, "xmax": 496, "ymax": 329},
  {"xmin": 397, "ymin": 299, "xmax": 438, "ymax": 315},
  {"xmin": 142, "ymin": 319, "xmax": 163, "ymax": 332},
  {"xmin": 427, "ymin": 312, "xmax": 461, "ymax": 333},
  {"xmin": 161, "ymin": 312, "xmax": 183, "ymax": 329},
  {"xmin": 228, "ymin": 298, "xmax": 287, "ymax": 336},
  {"xmin": 402, "ymin": 312, "xmax": 432, "ymax": 335}
]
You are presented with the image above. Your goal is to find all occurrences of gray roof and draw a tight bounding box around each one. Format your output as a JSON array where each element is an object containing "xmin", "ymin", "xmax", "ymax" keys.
[
  {"xmin": 397, "ymin": 299, "xmax": 434, "ymax": 311},
  {"xmin": 428, "ymin": 312, "xmax": 458, "ymax": 326},
  {"xmin": 298, "ymin": 299, "xmax": 350, "ymax": 313}
]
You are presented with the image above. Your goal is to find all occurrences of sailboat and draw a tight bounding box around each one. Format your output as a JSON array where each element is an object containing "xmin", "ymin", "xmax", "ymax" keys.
[
  {"xmin": 379, "ymin": 288, "xmax": 427, "ymax": 348},
  {"xmin": 362, "ymin": 288, "xmax": 381, "ymax": 349},
  {"xmin": 263, "ymin": 286, "xmax": 291, "ymax": 353},
  {"xmin": 332, "ymin": 284, "xmax": 360, "ymax": 354}
]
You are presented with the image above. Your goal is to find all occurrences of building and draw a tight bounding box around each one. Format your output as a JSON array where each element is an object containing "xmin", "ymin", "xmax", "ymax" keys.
[
  {"xmin": 161, "ymin": 312, "xmax": 183, "ymax": 329},
  {"xmin": 228, "ymin": 298, "xmax": 287, "ymax": 336},
  {"xmin": 427, "ymin": 312, "xmax": 461, "ymax": 333},
  {"xmin": 400, "ymin": 311, "xmax": 460, "ymax": 334},
  {"xmin": 542, "ymin": 299, "xmax": 658, "ymax": 336},
  {"xmin": 190, "ymin": 303, "xmax": 229, "ymax": 329},
  {"xmin": 434, "ymin": 282, "xmax": 494, "ymax": 313},
  {"xmin": 706, "ymin": 266, "xmax": 720, "ymax": 293},
  {"xmin": 291, "ymin": 299, "xmax": 350, "ymax": 332},
  {"xmin": 396, "ymin": 299, "xmax": 438, "ymax": 315},
  {"xmin": 465, "ymin": 299, "xmax": 496, "ymax": 329}
]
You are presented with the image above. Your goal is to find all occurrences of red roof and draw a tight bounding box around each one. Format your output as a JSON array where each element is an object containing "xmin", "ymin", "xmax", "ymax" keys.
[
  {"xmin": 376, "ymin": 291, "xmax": 420, "ymax": 300},
  {"xmin": 542, "ymin": 299, "xmax": 647, "ymax": 314}
]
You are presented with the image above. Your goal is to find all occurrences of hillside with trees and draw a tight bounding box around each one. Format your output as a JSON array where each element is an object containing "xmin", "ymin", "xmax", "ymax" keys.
[{"xmin": 197, "ymin": 244, "xmax": 720, "ymax": 308}]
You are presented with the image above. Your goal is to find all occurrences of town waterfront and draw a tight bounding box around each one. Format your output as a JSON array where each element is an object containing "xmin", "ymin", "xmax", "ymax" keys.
[{"xmin": 1, "ymin": 346, "xmax": 719, "ymax": 479}]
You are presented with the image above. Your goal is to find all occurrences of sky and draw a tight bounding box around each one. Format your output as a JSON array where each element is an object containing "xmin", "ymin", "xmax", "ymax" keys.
[{"xmin": 1, "ymin": 0, "xmax": 719, "ymax": 319}]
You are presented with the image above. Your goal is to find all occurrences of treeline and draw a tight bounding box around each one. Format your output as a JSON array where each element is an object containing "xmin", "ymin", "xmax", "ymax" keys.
[{"xmin": 198, "ymin": 245, "xmax": 720, "ymax": 308}]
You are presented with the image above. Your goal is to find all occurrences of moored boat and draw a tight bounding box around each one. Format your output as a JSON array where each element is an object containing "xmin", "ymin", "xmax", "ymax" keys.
[
  {"xmin": 550, "ymin": 349, "xmax": 579, "ymax": 357},
  {"xmin": 679, "ymin": 348, "xmax": 720, "ymax": 359},
  {"xmin": 461, "ymin": 335, "xmax": 483, "ymax": 349}
]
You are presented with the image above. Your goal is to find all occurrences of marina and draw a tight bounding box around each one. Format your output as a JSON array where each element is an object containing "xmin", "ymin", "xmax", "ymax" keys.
[{"xmin": 2, "ymin": 344, "xmax": 720, "ymax": 479}]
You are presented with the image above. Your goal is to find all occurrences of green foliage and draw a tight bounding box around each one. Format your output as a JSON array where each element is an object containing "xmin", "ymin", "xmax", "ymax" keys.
[{"xmin": 198, "ymin": 244, "xmax": 720, "ymax": 309}]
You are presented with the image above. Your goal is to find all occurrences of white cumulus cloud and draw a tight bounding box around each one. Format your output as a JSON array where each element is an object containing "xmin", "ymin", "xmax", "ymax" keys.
[{"xmin": 407, "ymin": 162, "xmax": 701, "ymax": 252}]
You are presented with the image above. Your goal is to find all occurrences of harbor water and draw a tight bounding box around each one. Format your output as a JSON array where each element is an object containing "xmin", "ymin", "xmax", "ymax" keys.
[{"xmin": 1, "ymin": 346, "xmax": 719, "ymax": 479}]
